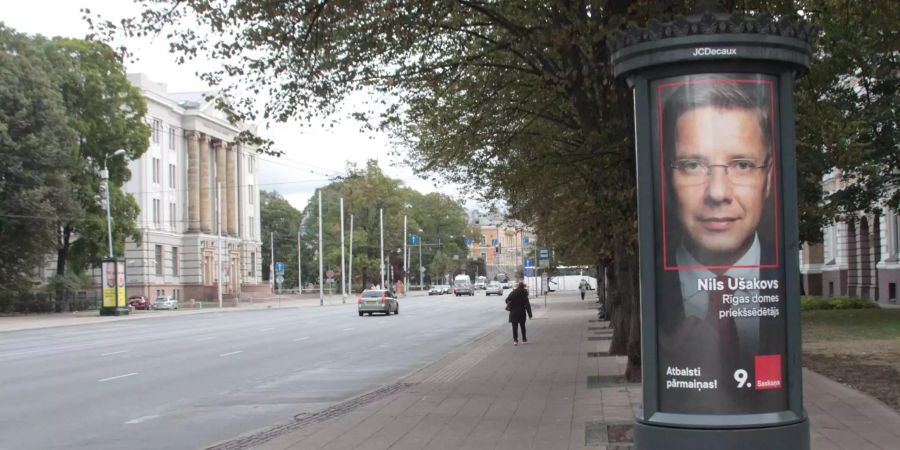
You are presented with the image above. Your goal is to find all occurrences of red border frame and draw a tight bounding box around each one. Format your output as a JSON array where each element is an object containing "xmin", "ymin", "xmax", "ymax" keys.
[{"xmin": 658, "ymin": 78, "xmax": 780, "ymax": 271}]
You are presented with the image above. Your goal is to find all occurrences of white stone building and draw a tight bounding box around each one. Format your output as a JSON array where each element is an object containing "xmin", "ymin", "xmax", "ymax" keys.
[
  {"xmin": 121, "ymin": 74, "xmax": 265, "ymax": 301},
  {"xmin": 799, "ymin": 170, "xmax": 900, "ymax": 305}
]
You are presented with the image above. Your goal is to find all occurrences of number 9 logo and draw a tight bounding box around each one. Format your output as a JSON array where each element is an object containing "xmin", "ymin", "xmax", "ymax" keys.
[{"xmin": 734, "ymin": 369, "xmax": 749, "ymax": 388}]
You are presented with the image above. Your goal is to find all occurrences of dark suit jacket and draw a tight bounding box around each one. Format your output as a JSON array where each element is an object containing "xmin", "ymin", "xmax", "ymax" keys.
[{"xmin": 656, "ymin": 241, "xmax": 786, "ymax": 414}]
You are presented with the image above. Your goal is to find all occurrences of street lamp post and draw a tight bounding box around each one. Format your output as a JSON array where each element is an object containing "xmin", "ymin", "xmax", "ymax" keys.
[{"xmin": 102, "ymin": 149, "xmax": 126, "ymax": 258}]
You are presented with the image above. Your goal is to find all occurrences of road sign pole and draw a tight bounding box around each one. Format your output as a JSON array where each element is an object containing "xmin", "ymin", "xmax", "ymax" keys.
[
  {"xmin": 340, "ymin": 198, "xmax": 346, "ymax": 304},
  {"xmin": 318, "ymin": 190, "xmax": 323, "ymax": 306}
]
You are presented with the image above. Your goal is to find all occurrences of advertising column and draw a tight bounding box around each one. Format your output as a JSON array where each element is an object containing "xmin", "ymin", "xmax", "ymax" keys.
[
  {"xmin": 100, "ymin": 258, "xmax": 128, "ymax": 316},
  {"xmin": 610, "ymin": 13, "xmax": 813, "ymax": 450}
]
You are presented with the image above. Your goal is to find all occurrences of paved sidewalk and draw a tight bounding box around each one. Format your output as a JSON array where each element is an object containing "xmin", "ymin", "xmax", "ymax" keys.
[{"xmin": 205, "ymin": 292, "xmax": 900, "ymax": 450}]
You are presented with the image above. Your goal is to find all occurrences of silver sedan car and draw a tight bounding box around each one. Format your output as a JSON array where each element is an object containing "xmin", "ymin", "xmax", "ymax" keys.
[
  {"xmin": 485, "ymin": 281, "xmax": 504, "ymax": 296},
  {"xmin": 357, "ymin": 289, "xmax": 399, "ymax": 316},
  {"xmin": 153, "ymin": 295, "xmax": 178, "ymax": 310}
]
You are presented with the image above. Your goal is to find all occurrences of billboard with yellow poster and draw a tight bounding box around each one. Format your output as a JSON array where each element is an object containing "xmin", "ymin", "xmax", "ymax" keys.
[{"xmin": 101, "ymin": 259, "xmax": 126, "ymax": 308}]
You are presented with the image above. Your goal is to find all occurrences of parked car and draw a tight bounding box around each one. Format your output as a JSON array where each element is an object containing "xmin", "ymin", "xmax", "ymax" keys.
[
  {"xmin": 428, "ymin": 285, "xmax": 443, "ymax": 295},
  {"xmin": 485, "ymin": 281, "xmax": 504, "ymax": 296},
  {"xmin": 440, "ymin": 285, "xmax": 452, "ymax": 294},
  {"xmin": 358, "ymin": 289, "xmax": 399, "ymax": 316},
  {"xmin": 453, "ymin": 281, "xmax": 474, "ymax": 296},
  {"xmin": 127, "ymin": 295, "xmax": 152, "ymax": 310},
  {"xmin": 153, "ymin": 296, "xmax": 178, "ymax": 310}
]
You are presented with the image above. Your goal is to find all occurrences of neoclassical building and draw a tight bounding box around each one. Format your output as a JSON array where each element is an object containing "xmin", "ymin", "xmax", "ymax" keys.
[
  {"xmin": 799, "ymin": 170, "xmax": 900, "ymax": 305},
  {"xmin": 121, "ymin": 74, "xmax": 265, "ymax": 301},
  {"xmin": 466, "ymin": 209, "xmax": 537, "ymax": 280}
]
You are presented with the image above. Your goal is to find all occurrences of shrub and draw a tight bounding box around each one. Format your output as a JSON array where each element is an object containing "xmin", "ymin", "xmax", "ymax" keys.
[{"xmin": 801, "ymin": 295, "xmax": 877, "ymax": 310}]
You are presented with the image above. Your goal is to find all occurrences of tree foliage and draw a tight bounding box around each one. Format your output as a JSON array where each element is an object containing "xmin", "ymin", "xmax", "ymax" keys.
[
  {"xmin": 101, "ymin": 0, "xmax": 898, "ymax": 380},
  {"xmin": 0, "ymin": 25, "xmax": 78, "ymax": 296}
]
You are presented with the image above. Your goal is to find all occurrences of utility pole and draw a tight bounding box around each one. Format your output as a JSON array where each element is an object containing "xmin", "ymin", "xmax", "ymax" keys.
[
  {"xmin": 403, "ymin": 215, "xmax": 407, "ymax": 296},
  {"xmin": 318, "ymin": 190, "xmax": 323, "ymax": 306},
  {"xmin": 418, "ymin": 238, "xmax": 423, "ymax": 290},
  {"xmin": 348, "ymin": 214, "xmax": 354, "ymax": 295},
  {"xmin": 270, "ymin": 231, "xmax": 275, "ymax": 294},
  {"xmin": 217, "ymin": 183, "xmax": 224, "ymax": 308},
  {"xmin": 379, "ymin": 208, "xmax": 384, "ymax": 289},
  {"xmin": 297, "ymin": 227, "xmax": 302, "ymax": 294},
  {"xmin": 340, "ymin": 198, "xmax": 346, "ymax": 304}
]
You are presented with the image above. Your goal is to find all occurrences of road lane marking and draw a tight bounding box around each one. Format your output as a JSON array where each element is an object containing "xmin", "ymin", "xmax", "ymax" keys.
[
  {"xmin": 261, "ymin": 327, "xmax": 275, "ymax": 331},
  {"xmin": 125, "ymin": 415, "xmax": 159, "ymax": 425},
  {"xmin": 342, "ymin": 327, "xmax": 355, "ymax": 331},
  {"xmin": 98, "ymin": 372, "xmax": 138, "ymax": 382},
  {"xmin": 293, "ymin": 337, "xmax": 309, "ymax": 342},
  {"xmin": 197, "ymin": 336, "xmax": 216, "ymax": 342},
  {"xmin": 101, "ymin": 350, "xmax": 129, "ymax": 357},
  {"xmin": 220, "ymin": 350, "xmax": 243, "ymax": 357}
]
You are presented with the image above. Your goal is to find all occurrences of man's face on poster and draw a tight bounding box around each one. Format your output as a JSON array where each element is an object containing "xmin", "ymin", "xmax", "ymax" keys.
[
  {"xmin": 105, "ymin": 263, "xmax": 116, "ymax": 287},
  {"xmin": 672, "ymin": 106, "xmax": 771, "ymax": 263}
]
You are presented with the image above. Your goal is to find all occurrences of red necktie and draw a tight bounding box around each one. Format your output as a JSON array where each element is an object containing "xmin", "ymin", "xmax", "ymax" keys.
[{"xmin": 708, "ymin": 275, "xmax": 739, "ymax": 366}]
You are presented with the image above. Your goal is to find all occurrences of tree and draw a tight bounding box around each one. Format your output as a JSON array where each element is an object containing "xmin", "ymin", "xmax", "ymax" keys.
[
  {"xmin": 37, "ymin": 36, "xmax": 150, "ymax": 311},
  {"xmin": 260, "ymin": 190, "xmax": 303, "ymax": 289},
  {"xmin": 0, "ymin": 25, "xmax": 78, "ymax": 300}
]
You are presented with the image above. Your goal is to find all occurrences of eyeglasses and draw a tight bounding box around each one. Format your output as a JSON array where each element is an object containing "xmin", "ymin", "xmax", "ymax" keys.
[{"xmin": 671, "ymin": 158, "xmax": 768, "ymax": 186}]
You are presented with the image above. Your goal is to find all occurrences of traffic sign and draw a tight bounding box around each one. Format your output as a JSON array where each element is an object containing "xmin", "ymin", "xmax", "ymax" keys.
[
  {"xmin": 408, "ymin": 234, "xmax": 419, "ymax": 245},
  {"xmin": 522, "ymin": 236, "xmax": 530, "ymax": 245},
  {"xmin": 326, "ymin": 269, "xmax": 335, "ymax": 279},
  {"xmin": 464, "ymin": 238, "xmax": 473, "ymax": 246},
  {"xmin": 524, "ymin": 258, "xmax": 534, "ymax": 267},
  {"xmin": 275, "ymin": 262, "xmax": 285, "ymax": 273},
  {"xmin": 491, "ymin": 238, "xmax": 498, "ymax": 246},
  {"xmin": 538, "ymin": 248, "xmax": 550, "ymax": 260},
  {"xmin": 276, "ymin": 275, "xmax": 285, "ymax": 284}
]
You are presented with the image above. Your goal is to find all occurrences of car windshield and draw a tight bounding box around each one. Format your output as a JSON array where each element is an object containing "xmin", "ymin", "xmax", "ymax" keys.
[
  {"xmin": 453, "ymin": 281, "xmax": 467, "ymax": 286},
  {"xmin": 488, "ymin": 282, "xmax": 500, "ymax": 287},
  {"xmin": 362, "ymin": 291, "xmax": 385, "ymax": 298},
  {"xmin": 155, "ymin": 297, "xmax": 168, "ymax": 302}
]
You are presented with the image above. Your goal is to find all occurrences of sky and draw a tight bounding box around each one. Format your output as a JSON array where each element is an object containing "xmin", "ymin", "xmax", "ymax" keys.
[{"xmin": 3, "ymin": 0, "xmax": 475, "ymax": 212}]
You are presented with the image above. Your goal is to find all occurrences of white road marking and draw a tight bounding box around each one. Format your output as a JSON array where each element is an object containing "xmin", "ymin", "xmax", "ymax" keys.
[
  {"xmin": 261, "ymin": 327, "xmax": 275, "ymax": 331},
  {"xmin": 98, "ymin": 372, "xmax": 138, "ymax": 382},
  {"xmin": 101, "ymin": 350, "xmax": 129, "ymax": 356},
  {"xmin": 125, "ymin": 415, "xmax": 159, "ymax": 425},
  {"xmin": 197, "ymin": 336, "xmax": 216, "ymax": 342},
  {"xmin": 293, "ymin": 337, "xmax": 309, "ymax": 342},
  {"xmin": 219, "ymin": 350, "xmax": 243, "ymax": 357},
  {"xmin": 342, "ymin": 327, "xmax": 355, "ymax": 331}
]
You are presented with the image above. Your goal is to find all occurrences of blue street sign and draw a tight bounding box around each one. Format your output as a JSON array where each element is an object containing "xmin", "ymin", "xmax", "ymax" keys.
[
  {"xmin": 408, "ymin": 234, "xmax": 419, "ymax": 245},
  {"xmin": 538, "ymin": 248, "xmax": 550, "ymax": 260},
  {"xmin": 491, "ymin": 239, "xmax": 498, "ymax": 246},
  {"xmin": 522, "ymin": 236, "xmax": 529, "ymax": 245},
  {"xmin": 524, "ymin": 258, "xmax": 534, "ymax": 267},
  {"xmin": 275, "ymin": 262, "xmax": 285, "ymax": 273},
  {"xmin": 464, "ymin": 238, "xmax": 473, "ymax": 246},
  {"xmin": 524, "ymin": 268, "xmax": 535, "ymax": 277}
]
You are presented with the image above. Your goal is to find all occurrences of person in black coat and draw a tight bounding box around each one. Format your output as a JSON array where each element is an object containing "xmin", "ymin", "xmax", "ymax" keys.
[{"xmin": 505, "ymin": 282, "xmax": 532, "ymax": 345}]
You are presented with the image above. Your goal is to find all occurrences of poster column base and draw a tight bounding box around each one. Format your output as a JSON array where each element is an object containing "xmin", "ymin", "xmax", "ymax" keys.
[
  {"xmin": 634, "ymin": 419, "xmax": 809, "ymax": 450},
  {"xmin": 99, "ymin": 307, "xmax": 130, "ymax": 316}
]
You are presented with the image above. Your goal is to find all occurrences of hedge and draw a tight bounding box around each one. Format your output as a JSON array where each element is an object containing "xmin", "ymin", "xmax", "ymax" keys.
[{"xmin": 800, "ymin": 295, "xmax": 878, "ymax": 311}]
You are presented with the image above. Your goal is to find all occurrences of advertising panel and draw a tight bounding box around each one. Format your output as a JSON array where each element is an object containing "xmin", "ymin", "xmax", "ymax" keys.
[
  {"xmin": 652, "ymin": 74, "xmax": 787, "ymax": 414},
  {"xmin": 101, "ymin": 259, "xmax": 126, "ymax": 308}
]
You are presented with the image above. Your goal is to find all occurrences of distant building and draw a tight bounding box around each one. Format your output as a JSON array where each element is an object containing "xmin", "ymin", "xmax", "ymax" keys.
[
  {"xmin": 466, "ymin": 209, "xmax": 536, "ymax": 280},
  {"xmin": 115, "ymin": 74, "xmax": 265, "ymax": 301},
  {"xmin": 799, "ymin": 170, "xmax": 900, "ymax": 305}
]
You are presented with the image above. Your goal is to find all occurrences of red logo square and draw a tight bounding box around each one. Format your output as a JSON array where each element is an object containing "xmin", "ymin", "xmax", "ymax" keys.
[{"xmin": 754, "ymin": 354, "xmax": 782, "ymax": 390}]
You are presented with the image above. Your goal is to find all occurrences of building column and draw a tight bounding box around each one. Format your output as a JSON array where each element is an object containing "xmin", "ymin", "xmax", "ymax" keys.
[
  {"xmin": 199, "ymin": 134, "xmax": 212, "ymax": 233},
  {"xmin": 187, "ymin": 131, "xmax": 200, "ymax": 232},
  {"xmin": 226, "ymin": 144, "xmax": 238, "ymax": 236},
  {"xmin": 214, "ymin": 140, "xmax": 226, "ymax": 234}
]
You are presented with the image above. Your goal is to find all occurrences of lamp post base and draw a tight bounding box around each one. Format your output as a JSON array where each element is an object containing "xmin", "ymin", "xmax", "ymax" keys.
[
  {"xmin": 635, "ymin": 419, "xmax": 808, "ymax": 450},
  {"xmin": 99, "ymin": 306, "xmax": 130, "ymax": 316}
]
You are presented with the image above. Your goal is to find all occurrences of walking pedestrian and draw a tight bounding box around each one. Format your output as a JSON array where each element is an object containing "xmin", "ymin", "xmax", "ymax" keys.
[
  {"xmin": 579, "ymin": 279, "xmax": 588, "ymax": 301},
  {"xmin": 505, "ymin": 282, "xmax": 533, "ymax": 345}
]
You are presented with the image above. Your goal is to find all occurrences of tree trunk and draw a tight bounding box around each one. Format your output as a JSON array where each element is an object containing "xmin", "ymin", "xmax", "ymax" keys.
[
  {"xmin": 608, "ymin": 247, "xmax": 631, "ymax": 355},
  {"xmin": 624, "ymin": 250, "xmax": 642, "ymax": 382},
  {"xmin": 55, "ymin": 224, "xmax": 73, "ymax": 313}
]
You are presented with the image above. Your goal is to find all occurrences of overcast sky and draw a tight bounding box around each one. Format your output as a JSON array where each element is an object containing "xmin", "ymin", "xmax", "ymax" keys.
[{"xmin": 3, "ymin": 0, "xmax": 476, "ymax": 212}]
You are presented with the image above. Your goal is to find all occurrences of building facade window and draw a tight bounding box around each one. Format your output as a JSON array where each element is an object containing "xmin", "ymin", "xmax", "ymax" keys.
[
  {"xmin": 250, "ymin": 252, "xmax": 255, "ymax": 277},
  {"xmin": 249, "ymin": 217, "xmax": 255, "ymax": 238},
  {"xmin": 248, "ymin": 184, "xmax": 254, "ymax": 204},
  {"xmin": 248, "ymin": 155, "xmax": 254, "ymax": 174},
  {"xmin": 171, "ymin": 246, "xmax": 178, "ymax": 276},
  {"xmin": 152, "ymin": 119, "xmax": 161, "ymax": 143},
  {"xmin": 155, "ymin": 245, "xmax": 163, "ymax": 276},
  {"xmin": 152, "ymin": 199, "xmax": 161, "ymax": 226},
  {"xmin": 169, "ymin": 202, "xmax": 176, "ymax": 229},
  {"xmin": 168, "ymin": 164, "xmax": 176, "ymax": 188},
  {"xmin": 168, "ymin": 127, "xmax": 176, "ymax": 149},
  {"xmin": 152, "ymin": 158, "xmax": 160, "ymax": 184}
]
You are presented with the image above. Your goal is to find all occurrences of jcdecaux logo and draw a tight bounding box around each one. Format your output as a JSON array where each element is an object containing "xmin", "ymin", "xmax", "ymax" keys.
[{"xmin": 692, "ymin": 47, "xmax": 737, "ymax": 56}]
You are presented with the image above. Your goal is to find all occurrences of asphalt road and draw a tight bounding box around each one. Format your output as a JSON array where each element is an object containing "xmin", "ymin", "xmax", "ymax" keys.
[{"xmin": 0, "ymin": 292, "xmax": 510, "ymax": 450}]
